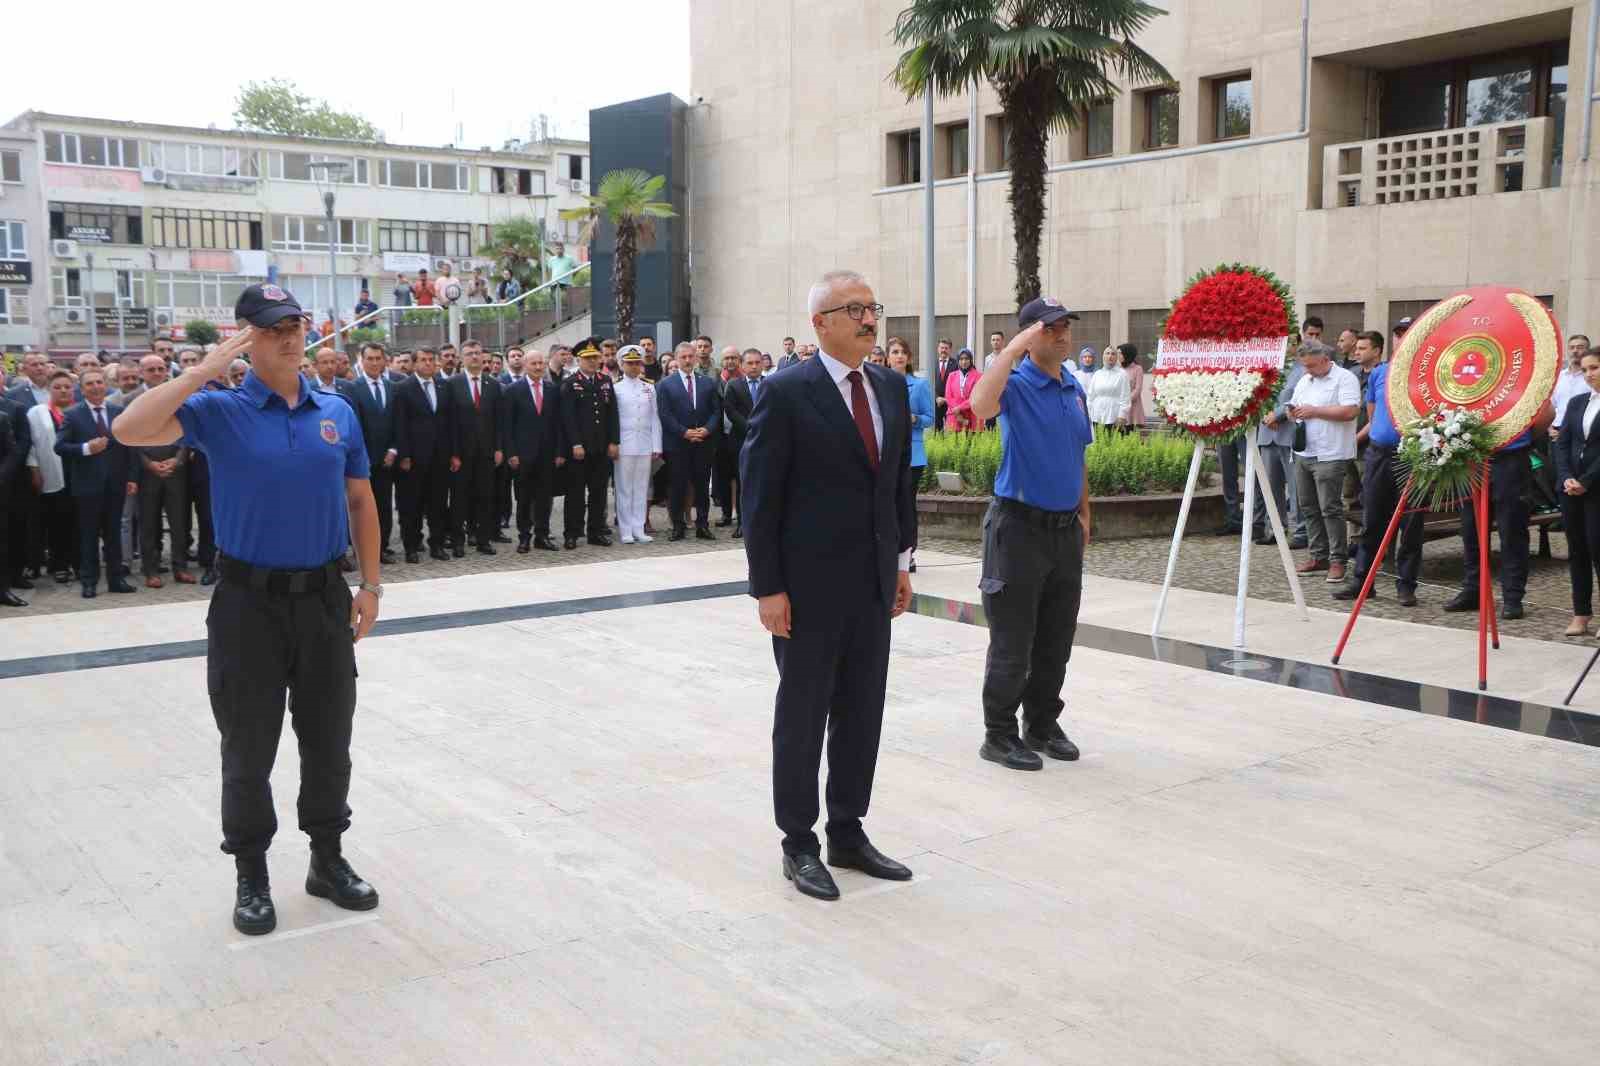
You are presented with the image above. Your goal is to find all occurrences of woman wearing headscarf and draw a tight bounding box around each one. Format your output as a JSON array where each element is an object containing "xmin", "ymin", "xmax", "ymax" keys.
[
  {"xmin": 1085, "ymin": 345, "xmax": 1131, "ymax": 434},
  {"xmin": 943, "ymin": 348, "xmax": 982, "ymax": 432},
  {"xmin": 1119, "ymin": 343, "xmax": 1145, "ymax": 433}
]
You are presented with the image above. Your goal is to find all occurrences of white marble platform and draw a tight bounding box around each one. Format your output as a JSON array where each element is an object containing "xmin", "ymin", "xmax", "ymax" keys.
[{"xmin": 2, "ymin": 552, "xmax": 1597, "ymax": 1064}]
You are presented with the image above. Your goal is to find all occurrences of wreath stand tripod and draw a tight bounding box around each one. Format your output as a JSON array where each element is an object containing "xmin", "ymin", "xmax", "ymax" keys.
[{"xmin": 1332, "ymin": 461, "xmax": 1500, "ymax": 691}]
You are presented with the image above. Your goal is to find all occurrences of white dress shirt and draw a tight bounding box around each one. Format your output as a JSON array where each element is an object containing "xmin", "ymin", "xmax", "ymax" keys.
[
  {"xmin": 1583, "ymin": 391, "xmax": 1600, "ymax": 440},
  {"xmin": 816, "ymin": 349, "xmax": 910, "ymax": 571},
  {"xmin": 26, "ymin": 405, "xmax": 66, "ymax": 494},
  {"xmin": 615, "ymin": 375, "xmax": 662, "ymax": 456},
  {"xmin": 418, "ymin": 375, "xmax": 439, "ymax": 412},
  {"xmin": 364, "ymin": 374, "xmax": 387, "ymax": 409},
  {"xmin": 1552, "ymin": 366, "xmax": 1587, "ymax": 428},
  {"xmin": 1290, "ymin": 363, "xmax": 1362, "ymax": 461}
]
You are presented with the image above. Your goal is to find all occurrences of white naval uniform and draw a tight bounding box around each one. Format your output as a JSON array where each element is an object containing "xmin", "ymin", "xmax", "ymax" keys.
[{"xmin": 614, "ymin": 374, "xmax": 663, "ymax": 540}]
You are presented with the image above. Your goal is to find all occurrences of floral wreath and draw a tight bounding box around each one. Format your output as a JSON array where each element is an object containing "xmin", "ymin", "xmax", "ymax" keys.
[{"xmin": 1151, "ymin": 263, "xmax": 1298, "ymax": 442}]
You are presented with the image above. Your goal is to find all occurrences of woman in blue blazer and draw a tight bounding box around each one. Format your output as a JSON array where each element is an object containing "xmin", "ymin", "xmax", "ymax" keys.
[
  {"xmin": 1553, "ymin": 351, "xmax": 1600, "ymax": 635},
  {"xmin": 888, "ymin": 337, "xmax": 935, "ymax": 571}
]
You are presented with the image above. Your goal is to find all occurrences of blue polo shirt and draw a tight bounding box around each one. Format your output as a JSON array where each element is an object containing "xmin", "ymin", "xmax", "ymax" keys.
[
  {"xmin": 177, "ymin": 372, "xmax": 369, "ymax": 569},
  {"xmin": 994, "ymin": 356, "xmax": 1092, "ymax": 511}
]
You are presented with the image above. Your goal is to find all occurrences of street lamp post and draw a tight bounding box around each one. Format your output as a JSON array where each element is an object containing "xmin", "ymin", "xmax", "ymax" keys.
[
  {"xmin": 85, "ymin": 249, "xmax": 99, "ymax": 351},
  {"xmin": 306, "ymin": 160, "xmax": 349, "ymax": 353}
]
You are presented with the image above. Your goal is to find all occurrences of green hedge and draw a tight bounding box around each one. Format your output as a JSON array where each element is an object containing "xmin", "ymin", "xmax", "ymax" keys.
[{"xmin": 921, "ymin": 428, "xmax": 1201, "ymax": 498}]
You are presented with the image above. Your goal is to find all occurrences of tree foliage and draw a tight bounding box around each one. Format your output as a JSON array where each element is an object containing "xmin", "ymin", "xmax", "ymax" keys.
[
  {"xmin": 560, "ymin": 170, "xmax": 676, "ymax": 343},
  {"xmin": 233, "ymin": 79, "xmax": 382, "ymax": 142},
  {"xmin": 478, "ymin": 215, "xmax": 549, "ymax": 291}
]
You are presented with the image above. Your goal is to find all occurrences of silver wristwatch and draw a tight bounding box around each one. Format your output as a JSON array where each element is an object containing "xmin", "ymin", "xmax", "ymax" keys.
[{"xmin": 359, "ymin": 582, "xmax": 384, "ymax": 599}]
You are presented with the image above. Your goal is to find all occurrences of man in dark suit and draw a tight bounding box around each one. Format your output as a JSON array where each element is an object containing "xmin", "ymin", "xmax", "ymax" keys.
[
  {"xmin": 0, "ymin": 399, "xmax": 23, "ymax": 605},
  {"xmin": 441, "ymin": 339, "xmax": 504, "ymax": 556},
  {"xmin": 932, "ymin": 338, "xmax": 956, "ymax": 429},
  {"xmin": 657, "ymin": 340, "xmax": 722, "ymax": 541},
  {"xmin": 722, "ymin": 347, "xmax": 765, "ymax": 540},
  {"xmin": 0, "ymin": 365, "xmax": 37, "ymax": 593},
  {"xmin": 393, "ymin": 347, "xmax": 454, "ymax": 562},
  {"xmin": 342, "ymin": 342, "xmax": 400, "ymax": 565},
  {"xmin": 53, "ymin": 365, "xmax": 137, "ymax": 598},
  {"xmin": 493, "ymin": 346, "xmax": 526, "ymax": 534},
  {"xmin": 502, "ymin": 348, "xmax": 563, "ymax": 552},
  {"xmin": 741, "ymin": 270, "xmax": 917, "ymax": 901}
]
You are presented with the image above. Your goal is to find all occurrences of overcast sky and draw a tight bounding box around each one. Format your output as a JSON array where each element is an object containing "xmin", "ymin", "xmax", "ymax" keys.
[{"xmin": 6, "ymin": 0, "xmax": 690, "ymax": 148}]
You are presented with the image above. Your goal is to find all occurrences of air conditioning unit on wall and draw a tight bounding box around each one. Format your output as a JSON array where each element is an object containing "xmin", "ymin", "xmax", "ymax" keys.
[
  {"xmin": 140, "ymin": 166, "xmax": 168, "ymax": 185},
  {"xmin": 64, "ymin": 307, "xmax": 87, "ymax": 324},
  {"xmin": 52, "ymin": 239, "xmax": 79, "ymax": 259},
  {"xmin": 154, "ymin": 310, "xmax": 174, "ymax": 328}
]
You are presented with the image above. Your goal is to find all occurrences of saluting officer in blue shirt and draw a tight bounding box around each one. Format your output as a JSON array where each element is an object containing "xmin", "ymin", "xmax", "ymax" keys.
[
  {"xmin": 966, "ymin": 297, "xmax": 1094, "ymax": 772},
  {"xmin": 115, "ymin": 283, "xmax": 384, "ymax": 937}
]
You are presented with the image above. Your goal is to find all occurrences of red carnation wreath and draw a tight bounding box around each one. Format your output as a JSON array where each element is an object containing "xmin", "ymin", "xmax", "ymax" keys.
[{"xmin": 1151, "ymin": 263, "xmax": 1298, "ymax": 442}]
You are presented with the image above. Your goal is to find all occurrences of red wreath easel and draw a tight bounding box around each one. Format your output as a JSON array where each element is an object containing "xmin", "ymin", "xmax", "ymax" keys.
[{"xmin": 1332, "ymin": 461, "xmax": 1499, "ymax": 690}]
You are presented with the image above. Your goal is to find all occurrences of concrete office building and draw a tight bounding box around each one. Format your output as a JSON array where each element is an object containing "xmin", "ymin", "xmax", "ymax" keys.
[
  {"xmin": 0, "ymin": 111, "xmax": 589, "ymax": 354},
  {"xmin": 687, "ymin": 0, "xmax": 1600, "ymax": 357}
]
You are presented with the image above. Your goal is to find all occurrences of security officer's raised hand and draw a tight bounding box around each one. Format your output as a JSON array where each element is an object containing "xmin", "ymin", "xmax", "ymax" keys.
[{"xmin": 197, "ymin": 325, "xmax": 256, "ymax": 380}]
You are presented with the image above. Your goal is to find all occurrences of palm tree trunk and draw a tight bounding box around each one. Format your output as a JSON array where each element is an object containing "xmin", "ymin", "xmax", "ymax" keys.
[
  {"xmin": 1002, "ymin": 80, "xmax": 1049, "ymax": 308},
  {"xmin": 614, "ymin": 220, "xmax": 639, "ymax": 343}
]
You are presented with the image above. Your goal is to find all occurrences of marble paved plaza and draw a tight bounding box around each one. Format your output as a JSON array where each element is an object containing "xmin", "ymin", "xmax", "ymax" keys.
[{"xmin": 3, "ymin": 550, "xmax": 1599, "ymax": 1065}]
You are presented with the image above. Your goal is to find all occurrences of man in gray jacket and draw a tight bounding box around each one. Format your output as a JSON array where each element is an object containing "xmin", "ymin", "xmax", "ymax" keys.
[{"xmin": 1252, "ymin": 357, "xmax": 1307, "ymax": 546}]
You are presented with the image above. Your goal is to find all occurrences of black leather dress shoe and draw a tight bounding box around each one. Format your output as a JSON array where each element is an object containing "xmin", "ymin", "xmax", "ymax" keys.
[
  {"xmin": 1502, "ymin": 601, "xmax": 1525, "ymax": 620},
  {"xmin": 491, "ymin": 533, "xmax": 513, "ymax": 544},
  {"xmin": 980, "ymin": 735, "xmax": 1043, "ymax": 771},
  {"xmin": 406, "ymin": 550, "xmax": 421, "ymax": 564},
  {"xmin": 107, "ymin": 579, "xmax": 136, "ymax": 594},
  {"xmin": 81, "ymin": 586, "xmax": 97, "ymax": 600},
  {"xmin": 11, "ymin": 576, "xmax": 34, "ymax": 590},
  {"xmin": 234, "ymin": 869, "xmax": 276, "ymax": 935},
  {"xmin": 1024, "ymin": 723, "xmax": 1081, "ymax": 761},
  {"xmin": 536, "ymin": 536, "xmax": 560, "ymax": 551},
  {"xmin": 476, "ymin": 543, "xmax": 497, "ymax": 556},
  {"xmin": 430, "ymin": 548, "xmax": 450, "ymax": 561},
  {"xmin": 516, "ymin": 539, "xmax": 530, "ymax": 554},
  {"xmin": 200, "ymin": 567, "xmax": 218, "ymax": 586},
  {"xmin": 827, "ymin": 842, "xmax": 912, "ymax": 881},
  {"xmin": 669, "ymin": 528, "xmax": 686, "ymax": 542},
  {"xmin": 0, "ymin": 590, "xmax": 28, "ymax": 607},
  {"xmin": 305, "ymin": 847, "xmax": 379, "ymax": 911},
  {"xmin": 563, "ymin": 537, "xmax": 578, "ymax": 550},
  {"xmin": 379, "ymin": 549, "xmax": 398, "ymax": 565},
  {"xmin": 732, "ymin": 524, "xmax": 743, "ymax": 540},
  {"xmin": 1396, "ymin": 588, "xmax": 1418, "ymax": 607},
  {"xmin": 715, "ymin": 515, "xmax": 734, "ymax": 527},
  {"xmin": 452, "ymin": 545, "xmax": 466, "ymax": 559},
  {"xmin": 587, "ymin": 534, "xmax": 612, "ymax": 547},
  {"xmin": 695, "ymin": 526, "xmax": 717, "ymax": 541},
  {"xmin": 782, "ymin": 853, "xmax": 840, "ymax": 901},
  {"xmin": 1442, "ymin": 592, "xmax": 1479, "ymax": 613}
]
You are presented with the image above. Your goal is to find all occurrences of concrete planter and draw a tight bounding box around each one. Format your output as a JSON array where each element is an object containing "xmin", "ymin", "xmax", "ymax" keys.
[{"xmin": 917, "ymin": 487, "xmax": 1226, "ymax": 541}]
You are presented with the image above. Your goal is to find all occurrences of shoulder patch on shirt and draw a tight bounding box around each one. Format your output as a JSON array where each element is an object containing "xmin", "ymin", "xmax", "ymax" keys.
[{"xmin": 320, "ymin": 419, "xmax": 341, "ymax": 445}]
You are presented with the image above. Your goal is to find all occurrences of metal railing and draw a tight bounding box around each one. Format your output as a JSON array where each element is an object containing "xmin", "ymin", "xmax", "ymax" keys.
[{"xmin": 303, "ymin": 262, "xmax": 591, "ymax": 354}]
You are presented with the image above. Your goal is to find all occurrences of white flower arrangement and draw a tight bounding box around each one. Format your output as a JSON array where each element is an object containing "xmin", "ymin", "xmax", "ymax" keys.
[{"xmin": 1152, "ymin": 370, "xmax": 1268, "ymax": 430}]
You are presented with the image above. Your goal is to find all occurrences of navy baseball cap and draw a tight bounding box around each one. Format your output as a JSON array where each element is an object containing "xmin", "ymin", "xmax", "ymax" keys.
[
  {"xmin": 1018, "ymin": 296, "xmax": 1079, "ymax": 329},
  {"xmin": 1393, "ymin": 316, "xmax": 1414, "ymax": 335},
  {"xmin": 235, "ymin": 283, "xmax": 309, "ymax": 328}
]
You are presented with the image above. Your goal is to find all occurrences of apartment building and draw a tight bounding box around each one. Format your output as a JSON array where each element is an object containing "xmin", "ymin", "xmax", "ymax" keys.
[
  {"xmin": 0, "ymin": 111, "xmax": 590, "ymax": 353},
  {"xmin": 687, "ymin": 0, "xmax": 1600, "ymax": 356}
]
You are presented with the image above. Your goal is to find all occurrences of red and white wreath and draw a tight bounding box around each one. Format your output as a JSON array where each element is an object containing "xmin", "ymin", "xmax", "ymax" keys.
[{"xmin": 1151, "ymin": 263, "xmax": 1298, "ymax": 441}]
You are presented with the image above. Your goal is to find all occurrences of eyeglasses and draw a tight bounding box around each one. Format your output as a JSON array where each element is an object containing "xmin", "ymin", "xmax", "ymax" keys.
[{"xmin": 817, "ymin": 302, "xmax": 884, "ymax": 322}]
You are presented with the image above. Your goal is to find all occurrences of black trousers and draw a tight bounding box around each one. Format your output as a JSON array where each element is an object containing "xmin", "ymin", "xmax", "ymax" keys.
[
  {"xmin": 1563, "ymin": 493, "xmax": 1600, "ymax": 616},
  {"xmin": 515, "ymin": 458, "xmax": 556, "ymax": 540},
  {"xmin": 668, "ymin": 443, "xmax": 712, "ymax": 530},
  {"xmin": 1460, "ymin": 448, "xmax": 1532, "ymax": 602},
  {"xmin": 979, "ymin": 500, "xmax": 1085, "ymax": 738},
  {"xmin": 713, "ymin": 438, "xmax": 739, "ymax": 520},
  {"xmin": 369, "ymin": 468, "xmax": 395, "ymax": 551},
  {"xmin": 650, "ymin": 459, "xmax": 669, "ymax": 506},
  {"xmin": 495, "ymin": 461, "xmax": 515, "ymax": 527},
  {"xmin": 11, "ymin": 479, "xmax": 38, "ymax": 578},
  {"xmin": 40, "ymin": 490, "xmax": 77, "ymax": 574},
  {"xmin": 76, "ymin": 489, "xmax": 125, "ymax": 589},
  {"xmin": 772, "ymin": 589, "xmax": 891, "ymax": 856},
  {"xmin": 191, "ymin": 472, "xmax": 216, "ymax": 568},
  {"xmin": 398, "ymin": 458, "xmax": 451, "ymax": 552},
  {"xmin": 564, "ymin": 454, "xmax": 612, "ymax": 538},
  {"xmin": 1351, "ymin": 445, "xmax": 1424, "ymax": 593},
  {"xmin": 139, "ymin": 470, "xmax": 190, "ymax": 576},
  {"xmin": 451, "ymin": 453, "xmax": 496, "ymax": 547},
  {"xmin": 206, "ymin": 566, "xmax": 356, "ymax": 859}
]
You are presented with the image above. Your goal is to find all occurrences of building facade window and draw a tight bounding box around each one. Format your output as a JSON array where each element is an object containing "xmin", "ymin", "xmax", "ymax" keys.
[
  {"xmin": 1213, "ymin": 76, "xmax": 1252, "ymax": 140},
  {"xmin": 562, "ymin": 154, "xmax": 587, "ymax": 182},
  {"xmin": 149, "ymin": 208, "xmax": 264, "ymax": 250},
  {"xmin": 1071, "ymin": 310, "xmax": 1112, "ymax": 357},
  {"xmin": 153, "ymin": 271, "xmax": 254, "ymax": 312},
  {"xmin": 113, "ymin": 269, "xmax": 146, "ymax": 307},
  {"xmin": 380, "ymin": 158, "xmax": 467, "ymax": 191},
  {"xmin": 378, "ymin": 219, "xmax": 472, "ymax": 258},
  {"xmin": 1304, "ymin": 302, "xmax": 1366, "ymax": 345},
  {"xmin": 1379, "ymin": 43, "xmax": 1565, "ymax": 137},
  {"xmin": 1142, "ymin": 90, "xmax": 1180, "ymax": 150},
  {"xmin": 50, "ymin": 267, "xmax": 84, "ymax": 305},
  {"xmin": 267, "ymin": 151, "xmax": 368, "ymax": 184},
  {"xmin": 942, "ymin": 122, "xmax": 970, "ymax": 178},
  {"xmin": 44, "ymin": 131, "xmax": 139, "ymax": 168},
  {"xmin": 0, "ymin": 220, "xmax": 25, "ymax": 259},
  {"xmin": 1127, "ymin": 308, "xmax": 1168, "ymax": 360},
  {"xmin": 887, "ymin": 129, "xmax": 920, "ymax": 185},
  {"xmin": 983, "ymin": 114, "xmax": 1010, "ymax": 172},
  {"xmin": 144, "ymin": 141, "xmax": 260, "ymax": 179},
  {"xmin": 483, "ymin": 165, "xmax": 546, "ymax": 195},
  {"xmin": 270, "ymin": 215, "xmax": 370, "ymax": 254},
  {"xmin": 48, "ymin": 202, "xmax": 143, "ymax": 244},
  {"xmin": 0, "ymin": 150, "xmax": 20, "ymax": 183},
  {"xmin": 1085, "ymin": 100, "xmax": 1114, "ymax": 158},
  {"xmin": 0, "ymin": 287, "xmax": 9, "ymax": 324}
]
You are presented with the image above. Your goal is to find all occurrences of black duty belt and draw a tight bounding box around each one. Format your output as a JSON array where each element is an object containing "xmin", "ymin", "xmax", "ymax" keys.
[
  {"xmin": 997, "ymin": 497, "xmax": 1080, "ymax": 530},
  {"xmin": 218, "ymin": 554, "xmax": 342, "ymax": 595}
]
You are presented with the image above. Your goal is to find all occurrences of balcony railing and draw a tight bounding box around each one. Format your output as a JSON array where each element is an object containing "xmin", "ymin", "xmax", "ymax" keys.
[{"xmin": 1322, "ymin": 117, "xmax": 1553, "ymax": 209}]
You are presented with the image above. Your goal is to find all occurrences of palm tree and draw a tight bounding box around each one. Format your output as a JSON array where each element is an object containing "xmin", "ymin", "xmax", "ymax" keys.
[
  {"xmin": 477, "ymin": 215, "xmax": 548, "ymax": 294},
  {"xmin": 559, "ymin": 169, "xmax": 676, "ymax": 343},
  {"xmin": 892, "ymin": 1, "xmax": 1172, "ymax": 307}
]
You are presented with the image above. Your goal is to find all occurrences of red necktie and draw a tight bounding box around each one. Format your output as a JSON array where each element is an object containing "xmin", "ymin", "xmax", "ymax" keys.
[
  {"xmin": 847, "ymin": 371, "xmax": 879, "ymax": 470},
  {"xmin": 534, "ymin": 379, "xmax": 543, "ymax": 414},
  {"xmin": 687, "ymin": 374, "xmax": 695, "ymax": 408},
  {"xmin": 94, "ymin": 407, "xmax": 109, "ymax": 437},
  {"xmin": 471, "ymin": 378, "xmax": 480, "ymax": 410}
]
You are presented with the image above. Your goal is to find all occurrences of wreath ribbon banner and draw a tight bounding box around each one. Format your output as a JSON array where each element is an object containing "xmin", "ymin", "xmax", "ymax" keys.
[{"xmin": 1155, "ymin": 337, "xmax": 1287, "ymax": 371}]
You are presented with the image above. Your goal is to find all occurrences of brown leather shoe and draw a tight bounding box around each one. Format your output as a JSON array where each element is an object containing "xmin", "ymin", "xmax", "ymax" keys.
[
  {"xmin": 1327, "ymin": 562, "xmax": 1346, "ymax": 583},
  {"xmin": 144, "ymin": 576, "xmax": 164, "ymax": 589},
  {"xmin": 173, "ymin": 571, "xmax": 197, "ymax": 585},
  {"xmin": 1295, "ymin": 558, "xmax": 1329, "ymax": 574}
]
